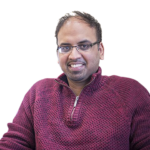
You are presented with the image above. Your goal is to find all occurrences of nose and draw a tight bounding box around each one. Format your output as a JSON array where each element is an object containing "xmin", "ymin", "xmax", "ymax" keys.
[{"xmin": 68, "ymin": 47, "xmax": 82, "ymax": 60}]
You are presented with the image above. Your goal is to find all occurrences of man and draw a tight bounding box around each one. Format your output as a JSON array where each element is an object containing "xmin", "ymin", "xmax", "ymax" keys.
[
  {"xmin": 56, "ymin": 12, "xmax": 104, "ymax": 97},
  {"xmin": 0, "ymin": 11, "xmax": 150, "ymax": 150}
]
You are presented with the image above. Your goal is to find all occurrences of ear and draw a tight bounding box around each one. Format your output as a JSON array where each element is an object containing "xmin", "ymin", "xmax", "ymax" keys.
[
  {"xmin": 99, "ymin": 42, "xmax": 104, "ymax": 60},
  {"xmin": 56, "ymin": 60, "xmax": 59, "ymax": 66},
  {"xmin": 56, "ymin": 52, "xmax": 59, "ymax": 66},
  {"xmin": 56, "ymin": 51, "xmax": 60, "ymax": 64}
]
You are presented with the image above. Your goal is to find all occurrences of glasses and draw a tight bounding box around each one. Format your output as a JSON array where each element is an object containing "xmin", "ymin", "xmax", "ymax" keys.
[{"xmin": 57, "ymin": 41, "xmax": 100, "ymax": 53}]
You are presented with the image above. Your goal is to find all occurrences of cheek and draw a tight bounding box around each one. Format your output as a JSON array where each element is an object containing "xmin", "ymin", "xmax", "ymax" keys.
[
  {"xmin": 85, "ymin": 55, "xmax": 91, "ymax": 63},
  {"xmin": 58, "ymin": 55, "xmax": 68, "ymax": 67},
  {"xmin": 86, "ymin": 52, "xmax": 100, "ymax": 65}
]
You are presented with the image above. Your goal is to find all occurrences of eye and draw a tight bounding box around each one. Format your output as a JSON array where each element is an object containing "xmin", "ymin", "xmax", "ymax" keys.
[
  {"xmin": 78, "ymin": 44, "xmax": 90, "ymax": 50},
  {"xmin": 60, "ymin": 46, "xmax": 71, "ymax": 52}
]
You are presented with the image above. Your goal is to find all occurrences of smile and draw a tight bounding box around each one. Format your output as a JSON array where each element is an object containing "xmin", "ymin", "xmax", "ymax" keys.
[
  {"xmin": 71, "ymin": 64, "xmax": 83, "ymax": 68},
  {"xmin": 68, "ymin": 63, "xmax": 85, "ymax": 72}
]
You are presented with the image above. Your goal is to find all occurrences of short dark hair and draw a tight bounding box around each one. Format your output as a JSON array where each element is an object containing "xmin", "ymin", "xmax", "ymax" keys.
[{"xmin": 55, "ymin": 11, "xmax": 102, "ymax": 44}]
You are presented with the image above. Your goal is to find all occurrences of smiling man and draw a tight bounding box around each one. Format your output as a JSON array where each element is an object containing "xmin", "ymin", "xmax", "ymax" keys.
[
  {"xmin": 57, "ymin": 16, "xmax": 104, "ymax": 96},
  {"xmin": 0, "ymin": 11, "xmax": 150, "ymax": 150}
]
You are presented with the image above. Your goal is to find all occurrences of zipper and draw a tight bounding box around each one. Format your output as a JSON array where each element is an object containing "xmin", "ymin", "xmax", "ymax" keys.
[
  {"xmin": 70, "ymin": 77, "xmax": 95, "ymax": 121},
  {"xmin": 71, "ymin": 96, "xmax": 79, "ymax": 120},
  {"xmin": 55, "ymin": 77, "xmax": 95, "ymax": 121}
]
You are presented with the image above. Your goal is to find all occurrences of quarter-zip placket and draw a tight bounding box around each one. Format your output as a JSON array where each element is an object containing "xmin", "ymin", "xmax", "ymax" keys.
[
  {"xmin": 55, "ymin": 76, "xmax": 95, "ymax": 125},
  {"xmin": 69, "ymin": 77, "xmax": 95, "ymax": 121}
]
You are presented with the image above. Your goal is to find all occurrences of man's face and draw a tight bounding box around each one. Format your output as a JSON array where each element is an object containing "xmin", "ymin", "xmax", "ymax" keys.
[{"xmin": 57, "ymin": 17, "xmax": 104, "ymax": 83}]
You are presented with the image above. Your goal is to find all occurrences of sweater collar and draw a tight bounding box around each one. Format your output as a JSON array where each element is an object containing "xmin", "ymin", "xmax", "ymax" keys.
[{"xmin": 55, "ymin": 67, "xmax": 102, "ymax": 87}]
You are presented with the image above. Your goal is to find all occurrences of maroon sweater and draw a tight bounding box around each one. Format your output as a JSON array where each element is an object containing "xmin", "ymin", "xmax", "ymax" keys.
[{"xmin": 0, "ymin": 67, "xmax": 150, "ymax": 150}]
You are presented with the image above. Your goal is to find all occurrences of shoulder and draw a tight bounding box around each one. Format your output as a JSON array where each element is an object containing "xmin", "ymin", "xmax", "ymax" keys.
[
  {"xmin": 105, "ymin": 74, "xmax": 150, "ymax": 97},
  {"xmin": 103, "ymin": 75, "xmax": 150, "ymax": 104},
  {"xmin": 23, "ymin": 77, "xmax": 55, "ymax": 97},
  {"xmin": 104, "ymin": 75, "xmax": 148, "ymax": 92},
  {"xmin": 31, "ymin": 78, "xmax": 56, "ymax": 90}
]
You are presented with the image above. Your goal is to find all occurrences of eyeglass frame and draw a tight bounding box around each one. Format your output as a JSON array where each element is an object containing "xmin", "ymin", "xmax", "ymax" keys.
[{"xmin": 57, "ymin": 41, "xmax": 100, "ymax": 53}]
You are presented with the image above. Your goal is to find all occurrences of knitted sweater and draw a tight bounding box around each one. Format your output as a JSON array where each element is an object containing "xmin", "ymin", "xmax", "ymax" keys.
[{"xmin": 0, "ymin": 67, "xmax": 150, "ymax": 150}]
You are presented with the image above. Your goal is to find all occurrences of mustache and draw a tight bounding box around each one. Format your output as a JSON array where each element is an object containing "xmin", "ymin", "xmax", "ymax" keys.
[{"xmin": 67, "ymin": 60, "xmax": 86, "ymax": 65}]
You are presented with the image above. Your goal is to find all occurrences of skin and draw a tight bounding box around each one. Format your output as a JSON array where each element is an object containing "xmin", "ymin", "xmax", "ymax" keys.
[{"xmin": 57, "ymin": 17, "xmax": 104, "ymax": 96}]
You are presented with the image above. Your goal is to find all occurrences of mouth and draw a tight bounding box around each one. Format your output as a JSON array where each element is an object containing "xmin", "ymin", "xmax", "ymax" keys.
[{"xmin": 68, "ymin": 63, "xmax": 85, "ymax": 71}]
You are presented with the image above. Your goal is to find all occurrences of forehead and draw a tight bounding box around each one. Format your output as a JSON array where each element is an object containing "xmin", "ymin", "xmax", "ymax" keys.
[{"xmin": 58, "ymin": 17, "xmax": 97, "ymax": 45}]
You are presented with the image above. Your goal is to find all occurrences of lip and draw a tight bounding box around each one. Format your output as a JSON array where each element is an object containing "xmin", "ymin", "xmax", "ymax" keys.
[
  {"xmin": 68, "ymin": 62, "xmax": 85, "ymax": 66},
  {"xmin": 68, "ymin": 63, "xmax": 85, "ymax": 72}
]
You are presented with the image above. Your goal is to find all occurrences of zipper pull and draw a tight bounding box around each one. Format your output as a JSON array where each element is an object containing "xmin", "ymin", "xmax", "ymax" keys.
[
  {"xmin": 71, "ymin": 96, "xmax": 79, "ymax": 120},
  {"xmin": 73, "ymin": 96, "xmax": 79, "ymax": 108}
]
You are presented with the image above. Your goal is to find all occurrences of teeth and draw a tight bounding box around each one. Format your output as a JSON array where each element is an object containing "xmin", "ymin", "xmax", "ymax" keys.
[{"xmin": 71, "ymin": 64, "xmax": 82, "ymax": 68}]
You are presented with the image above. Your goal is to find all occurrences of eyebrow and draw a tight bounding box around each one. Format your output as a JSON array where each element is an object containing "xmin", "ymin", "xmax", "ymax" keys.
[{"xmin": 60, "ymin": 40, "xmax": 91, "ymax": 46}]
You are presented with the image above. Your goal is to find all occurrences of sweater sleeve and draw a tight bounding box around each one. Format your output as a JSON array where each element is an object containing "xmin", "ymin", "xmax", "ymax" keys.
[
  {"xmin": 129, "ymin": 81, "xmax": 150, "ymax": 149},
  {"xmin": 0, "ymin": 89, "xmax": 35, "ymax": 150}
]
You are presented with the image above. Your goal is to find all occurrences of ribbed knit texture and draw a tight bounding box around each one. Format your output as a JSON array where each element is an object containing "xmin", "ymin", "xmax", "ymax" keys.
[{"xmin": 0, "ymin": 67, "xmax": 150, "ymax": 150}]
